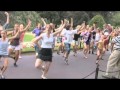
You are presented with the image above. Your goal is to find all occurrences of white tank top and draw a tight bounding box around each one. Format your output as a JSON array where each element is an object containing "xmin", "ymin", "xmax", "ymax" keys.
[{"xmin": 41, "ymin": 33, "xmax": 54, "ymax": 48}]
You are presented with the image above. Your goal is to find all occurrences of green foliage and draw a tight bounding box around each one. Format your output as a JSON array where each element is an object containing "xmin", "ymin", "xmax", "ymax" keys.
[
  {"xmin": 1, "ymin": 11, "xmax": 119, "ymax": 30},
  {"xmin": 111, "ymin": 12, "xmax": 120, "ymax": 27},
  {"xmin": 9, "ymin": 11, "xmax": 43, "ymax": 31},
  {"xmin": 89, "ymin": 15, "xmax": 106, "ymax": 29}
]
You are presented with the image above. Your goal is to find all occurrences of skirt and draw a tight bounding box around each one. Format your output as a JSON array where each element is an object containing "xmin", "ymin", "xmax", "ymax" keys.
[{"xmin": 37, "ymin": 48, "xmax": 52, "ymax": 62}]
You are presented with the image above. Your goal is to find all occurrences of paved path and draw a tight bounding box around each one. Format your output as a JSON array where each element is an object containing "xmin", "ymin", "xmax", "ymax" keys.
[{"xmin": 0, "ymin": 50, "xmax": 111, "ymax": 79}]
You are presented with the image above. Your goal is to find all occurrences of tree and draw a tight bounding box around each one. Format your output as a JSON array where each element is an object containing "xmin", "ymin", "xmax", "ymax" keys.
[
  {"xmin": 110, "ymin": 11, "xmax": 120, "ymax": 27},
  {"xmin": 8, "ymin": 11, "xmax": 41, "ymax": 31},
  {"xmin": 89, "ymin": 15, "xmax": 106, "ymax": 29}
]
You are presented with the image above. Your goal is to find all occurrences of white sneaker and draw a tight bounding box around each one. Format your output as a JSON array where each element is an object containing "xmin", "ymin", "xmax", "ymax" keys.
[
  {"xmin": 0, "ymin": 74, "xmax": 5, "ymax": 79},
  {"xmin": 84, "ymin": 55, "xmax": 87, "ymax": 59},
  {"xmin": 64, "ymin": 59, "xmax": 69, "ymax": 65},
  {"xmin": 41, "ymin": 75, "xmax": 47, "ymax": 79}
]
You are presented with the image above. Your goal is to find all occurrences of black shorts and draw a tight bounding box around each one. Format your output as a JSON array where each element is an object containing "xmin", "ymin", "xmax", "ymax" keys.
[
  {"xmin": 37, "ymin": 48, "xmax": 52, "ymax": 62},
  {"xmin": 85, "ymin": 41, "xmax": 90, "ymax": 45}
]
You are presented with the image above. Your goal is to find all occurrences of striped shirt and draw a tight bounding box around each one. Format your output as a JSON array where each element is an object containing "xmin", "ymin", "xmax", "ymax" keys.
[{"xmin": 112, "ymin": 36, "xmax": 120, "ymax": 51}]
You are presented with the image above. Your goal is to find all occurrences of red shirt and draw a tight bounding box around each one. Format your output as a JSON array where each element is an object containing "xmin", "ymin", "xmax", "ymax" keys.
[{"xmin": 20, "ymin": 32, "xmax": 25, "ymax": 42}]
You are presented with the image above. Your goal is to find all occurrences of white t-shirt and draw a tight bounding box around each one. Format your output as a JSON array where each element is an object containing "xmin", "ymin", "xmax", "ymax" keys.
[
  {"xmin": 40, "ymin": 33, "xmax": 54, "ymax": 48},
  {"xmin": 95, "ymin": 33, "xmax": 101, "ymax": 41},
  {"xmin": 62, "ymin": 29, "xmax": 78, "ymax": 44},
  {"xmin": 61, "ymin": 28, "xmax": 67, "ymax": 35}
]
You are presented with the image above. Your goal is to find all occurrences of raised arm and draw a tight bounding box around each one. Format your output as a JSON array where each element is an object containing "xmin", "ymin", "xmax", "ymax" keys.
[
  {"xmin": 76, "ymin": 24, "xmax": 85, "ymax": 33},
  {"xmin": 3, "ymin": 12, "xmax": 10, "ymax": 30},
  {"xmin": 20, "ymin": 19, "xmax": 31, "ymax": 33},
  {"xmin": 78, "ymin": 30, "xmax": 84, "ymax": 34},
  {"xmin": 5, "ymin": 12, "xmax": 9, "ymax": 24},
  {"xmin": 5, "ymin": 28, "xmax": 13, "ymax": 31},
  {"xmin": 54, "ymin": 20, "xmax": 64, "ymax": 31},
  {"xmin": 8, "ymin": 30, "xmax": 20, "ymax": 41},
  {"xmin": 7, "ymin": 30, "xmax": 14, "ymax": 36},
  {"xmin": 41, "ymin": 18, "xmax": 47, "ymax": 27},
  {"xmin": 53, "ymin": 19, "xmax": 67, "ymax": 37}
]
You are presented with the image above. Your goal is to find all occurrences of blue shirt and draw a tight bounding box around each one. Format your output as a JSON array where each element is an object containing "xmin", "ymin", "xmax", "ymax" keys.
[{"xmin": 32, "ymin": 27, "xmax": 45, "ymax": 37}]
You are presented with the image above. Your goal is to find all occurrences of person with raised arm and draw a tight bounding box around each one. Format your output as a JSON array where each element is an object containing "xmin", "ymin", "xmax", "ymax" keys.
[
  {"xmin": 32, "ymin": 18, "xmax": 46, "ymax": 58},
  {"xmin": 81, "ymin": 24, "xmax": 91, "ymax": 59},
  {"xmin": 32, "ymin": 20, "xmax": 66, "ymax": 79},
  {"xmin": 72, "ymin": 18, "xmax": 81, "ymax": 56},
  {"xmin": 8, "ymin": 19, "xmax": 31, "ymax": 67},
  {"xmin": 0, "ymin": 30, "xmax": 19, "ymax": 79},
  {"xmin": 61, "ymin": 21, "xmax": 83, "ymax": 64},
  {"xmin": 0, "ymin": 12, "xmax": 10, "ymax": 38}
]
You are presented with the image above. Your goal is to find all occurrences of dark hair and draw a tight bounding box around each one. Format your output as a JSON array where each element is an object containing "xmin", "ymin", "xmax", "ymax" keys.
[
  {"xmin": 65, "ymin": 24, "xmax": 71, "ymax": 30},
  {"xmin": 53, "ymin": 29, "xmax": 55, "ymax": 32}
]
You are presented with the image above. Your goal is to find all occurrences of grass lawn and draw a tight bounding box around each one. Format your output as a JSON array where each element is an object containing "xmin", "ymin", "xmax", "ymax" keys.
[
  {"xmin": 22, "ymin": 33, "xmax": 35, "ymax": 52},
  {"xmin": 24, "ymin": 32, "xmax": 34, "ymax": 42}
]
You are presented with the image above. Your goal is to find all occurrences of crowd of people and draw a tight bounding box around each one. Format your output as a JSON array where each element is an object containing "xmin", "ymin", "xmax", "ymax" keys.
[{"xmin": 0, "ymin": 12, "xmax": 120, "ymax": 79}]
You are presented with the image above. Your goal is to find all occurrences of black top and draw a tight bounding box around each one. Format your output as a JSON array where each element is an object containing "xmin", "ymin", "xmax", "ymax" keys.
[
  {"xmin": 73, "ymin": 34, "xmax": 80, "ymax": 41},
  {"xmin": 92, "ymin": 31, "xmax": 96, "ymax": 39},
  {"xmin": 10, "ymin": 31, "xmax": 20, "ymax": 46}
]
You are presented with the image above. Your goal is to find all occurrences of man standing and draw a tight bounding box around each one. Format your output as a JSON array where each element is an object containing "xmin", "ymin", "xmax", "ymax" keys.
[{"xmin": 102, "ymin": 30, "xmax": 120, "ymax": 79}]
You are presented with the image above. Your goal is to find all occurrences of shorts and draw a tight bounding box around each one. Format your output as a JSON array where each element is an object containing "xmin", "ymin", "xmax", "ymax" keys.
[
  {"xmin": 8, "ymin": 45, "xmax": 21, "ymax": 50},
  {"xmin": 37, "ymin": 48, "xmax": 52, "ymax": 62},
  {"xmin": 0, "ymin": 55, "xmax": 8, "ymax": 58},
  {"xmin": 64, "ymin": 43, "xmax": 71, "ymax": 54},
  {"xmin": 85, "ymin": 41, "xmax": 90, "ymax": 45}
]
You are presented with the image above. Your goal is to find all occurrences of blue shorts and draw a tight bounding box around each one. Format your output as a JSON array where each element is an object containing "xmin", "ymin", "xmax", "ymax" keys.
[
  {"xmin": 64, "ymin": 43, "xmax": 71, "ymax": 54},
  {"xmin": 0, "ymin": 55, "xmax": 8, "ymax": 58}
]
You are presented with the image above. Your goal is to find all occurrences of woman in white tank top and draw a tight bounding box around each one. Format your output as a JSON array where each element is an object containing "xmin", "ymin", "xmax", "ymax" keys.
[{"xmin": 32, "ymin": 20, "xmax": 66, "ymax": 79}]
